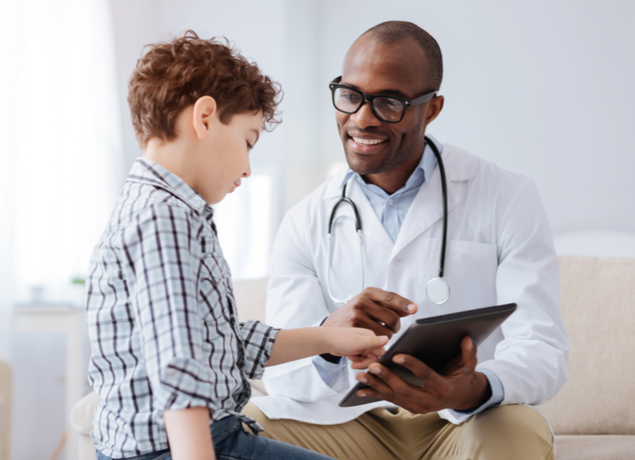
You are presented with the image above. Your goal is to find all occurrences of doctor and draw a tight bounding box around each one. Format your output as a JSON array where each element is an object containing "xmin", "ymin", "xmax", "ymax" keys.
[{"xmin": 244, "ymin": 21, "xmax": 569, "ymax": 460}]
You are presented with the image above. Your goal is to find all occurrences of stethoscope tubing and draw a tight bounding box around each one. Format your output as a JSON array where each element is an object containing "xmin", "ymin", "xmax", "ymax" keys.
[
  {"xmin": 428, "ymin": 139, "xmax": 448, "ymax": 278},
  {"xmin": 327, "ymin": 183, "xmax": 365, "ymax": 304},
  {"xmin": 328, "ymin": 184, "xmax": 361, "ymax": 233},
  {"xmin": 326, "ymin": 135, "xmax": 448, "ymax": 304}
]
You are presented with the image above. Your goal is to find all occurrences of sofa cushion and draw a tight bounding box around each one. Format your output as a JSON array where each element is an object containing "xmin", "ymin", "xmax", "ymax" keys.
[
  {"xmin": 539, "ymin": 256, "xmax": 635, "ymax": 435},
  {"xmin": 71, "ymin": 391, "xmax": 100, "ymax": 436},
  {"xmin": 555, "ymin": 435, "xmax": 635, "ymax": 460},
  {"xmin": 0, "ymin": 359, "xmax": 12, "ymax": 460}
]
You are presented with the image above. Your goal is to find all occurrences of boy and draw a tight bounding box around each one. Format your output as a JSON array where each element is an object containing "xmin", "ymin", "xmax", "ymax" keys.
[{"xmin": 86, "ymin": 31, "xmax": 393, "ymax": 460}]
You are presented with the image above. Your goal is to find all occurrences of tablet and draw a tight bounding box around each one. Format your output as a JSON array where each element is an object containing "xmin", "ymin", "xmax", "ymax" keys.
[{"xmin": 338, "ymin": 303, "xmax": 517, "ymax": 407}]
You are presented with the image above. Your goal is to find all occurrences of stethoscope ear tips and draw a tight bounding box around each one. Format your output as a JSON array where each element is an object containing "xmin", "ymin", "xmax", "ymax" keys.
[{"xmin": 426, "ymin": 277, "xmax": 450, "ymax": 305}]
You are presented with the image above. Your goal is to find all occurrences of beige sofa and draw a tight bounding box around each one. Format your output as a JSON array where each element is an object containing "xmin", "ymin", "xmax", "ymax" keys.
[
  {"xmin": 72, "ymin": 257, "xmax": 635, "ymax": 459},
  {"xmin": 0, "ymin": 359, "xmax": 12, "ymax": 460}
]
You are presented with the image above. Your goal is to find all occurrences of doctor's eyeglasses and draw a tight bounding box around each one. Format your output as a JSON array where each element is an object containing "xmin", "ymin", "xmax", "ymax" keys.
[{"xmin": 329, "ymin": 76, "xmax": 438, "ymax": 123}]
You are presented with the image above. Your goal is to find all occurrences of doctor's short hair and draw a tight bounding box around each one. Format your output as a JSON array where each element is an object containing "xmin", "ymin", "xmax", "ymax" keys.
[
  {"xmin": 128, "ymin": 30, "xmax": 282, "ymax": 148},
  {"xmin": 363, "ymin": 21, "xmax": 443, "ymax": 91}
]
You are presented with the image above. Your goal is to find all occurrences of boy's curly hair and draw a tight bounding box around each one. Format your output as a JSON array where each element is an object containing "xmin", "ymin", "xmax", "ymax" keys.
[{"xmin": 128, "ymin": 30, "xmax": 282, "ymax": 148}]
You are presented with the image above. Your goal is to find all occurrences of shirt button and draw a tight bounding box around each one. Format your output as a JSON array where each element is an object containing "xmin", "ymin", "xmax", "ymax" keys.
[{"xmin": 388, "ymin": 199, "xmax": 394, "ymax": 205}]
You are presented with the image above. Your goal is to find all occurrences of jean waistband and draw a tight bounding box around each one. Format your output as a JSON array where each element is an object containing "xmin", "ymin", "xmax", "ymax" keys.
[
  {"xmin": 97, "ymin": 415, "xmax": 246, "ymax": 460},
  {"xmin": 211, "ymin": 414, "xmax": 245, "ymax": 443}
]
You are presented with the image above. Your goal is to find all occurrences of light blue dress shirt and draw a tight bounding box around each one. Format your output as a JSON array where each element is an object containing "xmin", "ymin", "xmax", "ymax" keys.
[
  {"xmin": 314, "ymin": 135, "xmax": 504, "ymax": 418},
  {"xmin": 339, "ymin": 135, "xmax": 439, "ymax": 243}
]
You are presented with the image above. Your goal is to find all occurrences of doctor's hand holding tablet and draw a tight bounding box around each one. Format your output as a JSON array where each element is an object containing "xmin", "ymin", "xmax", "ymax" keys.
[
  {"xmin": 321, "ymin": 286, "xmax": 493, "ymax": 413},
  {"xmin": 356, "ymin": 336, "xmax": 490, "ymax": 413}
]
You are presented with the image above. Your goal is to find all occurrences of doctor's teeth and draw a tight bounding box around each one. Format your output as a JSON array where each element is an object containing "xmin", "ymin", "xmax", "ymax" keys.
[{"xmin": 352, "ymin": 137, "xmax": 386, "ymax": 145}]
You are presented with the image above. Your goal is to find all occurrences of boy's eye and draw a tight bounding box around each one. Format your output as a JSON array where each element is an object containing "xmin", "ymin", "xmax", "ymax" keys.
[{"xmin": 246, "ymin": 141, "xmax": 253, "ymax": 150}]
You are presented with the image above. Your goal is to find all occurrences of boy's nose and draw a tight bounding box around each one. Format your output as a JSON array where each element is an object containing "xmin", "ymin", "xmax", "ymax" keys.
[{"xmin": 243, "ymin": 162, "xmax": 251, "ymax": 178}]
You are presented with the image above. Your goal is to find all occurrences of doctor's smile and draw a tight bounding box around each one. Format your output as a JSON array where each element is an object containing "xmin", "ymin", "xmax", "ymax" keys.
[
  {"xmin": 350, "ymin": 137, "xmax": 386, "ymax": 146},
  {"xmin": 347, "ymin": 132, "xmax": 389, "ymax": 153}
]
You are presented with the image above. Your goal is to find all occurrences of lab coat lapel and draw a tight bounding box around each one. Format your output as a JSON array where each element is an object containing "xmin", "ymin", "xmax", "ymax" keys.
[
  {"xmin": 325, "ymin": 168, "xmax": 394, "ymax": 252},
  {"xmin": 392, "ymin": 145, "xmax": 465, "ymax": 257},
  {"xmin": 324, "ymin": 144, "xmax": 476, "ymax": 256}
]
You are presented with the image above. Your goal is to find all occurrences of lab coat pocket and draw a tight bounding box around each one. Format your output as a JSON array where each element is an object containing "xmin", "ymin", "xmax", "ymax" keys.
[{"xmin": 418, "ymin": 238, "xmax": 498, "ymax": 315}]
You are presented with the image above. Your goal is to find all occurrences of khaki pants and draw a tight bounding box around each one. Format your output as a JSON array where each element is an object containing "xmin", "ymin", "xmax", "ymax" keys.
[{"xmin": 243, "ymin": 403, "xmax": 554, "ymax": 460}]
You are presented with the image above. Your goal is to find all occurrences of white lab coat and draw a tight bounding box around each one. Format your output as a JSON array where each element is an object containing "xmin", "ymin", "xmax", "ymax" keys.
[{"xmin": 252, "ymin": 143, "xmax": 570, "ymax": 425}]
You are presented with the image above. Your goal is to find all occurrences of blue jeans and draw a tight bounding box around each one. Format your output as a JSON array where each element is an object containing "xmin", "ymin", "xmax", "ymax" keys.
[{"xmin": 96, "ymin": 415, "xmax": 334, "ymax": 460}]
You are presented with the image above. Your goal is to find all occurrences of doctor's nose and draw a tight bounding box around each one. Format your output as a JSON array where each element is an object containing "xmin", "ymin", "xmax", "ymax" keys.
[{"xmin": 350, "ymin": 101, "xmax": 382, "ymax": 129}]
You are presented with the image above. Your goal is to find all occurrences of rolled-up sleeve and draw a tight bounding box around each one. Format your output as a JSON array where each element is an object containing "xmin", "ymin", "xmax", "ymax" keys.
[
  {"xmin": 128, "ymin": 204, "xmax": 217, "ymax": 411},
  {"xmin": 239, "ymin": 320, "xmax": 278, "ymax": 380}
]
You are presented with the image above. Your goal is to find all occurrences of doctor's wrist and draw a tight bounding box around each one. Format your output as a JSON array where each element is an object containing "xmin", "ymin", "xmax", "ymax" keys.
[
  {"xmin": 455, "ymin": 371, "xmax": 492, "ymax": 412},
  {"xmin": 319, "ymin": 353, "xmax": 342, "ymax": 364}
]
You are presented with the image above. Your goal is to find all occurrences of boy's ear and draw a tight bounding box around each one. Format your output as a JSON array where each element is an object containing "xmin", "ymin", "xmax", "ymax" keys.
[{"xmin": 192, "ymin": 96, "xmax": 218, "ymax": 140}]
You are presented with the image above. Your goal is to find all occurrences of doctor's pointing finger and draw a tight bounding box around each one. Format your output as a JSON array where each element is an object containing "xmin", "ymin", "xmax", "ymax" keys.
[{"xmin": 321, "ymin": 287, "xmax": 418, "ymax": 338}]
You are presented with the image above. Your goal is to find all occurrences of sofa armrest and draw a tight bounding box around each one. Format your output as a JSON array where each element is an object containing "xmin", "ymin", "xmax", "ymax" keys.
[{"xmin": 538, "ymin": 256, "xmax": 635, "ymax": 435}]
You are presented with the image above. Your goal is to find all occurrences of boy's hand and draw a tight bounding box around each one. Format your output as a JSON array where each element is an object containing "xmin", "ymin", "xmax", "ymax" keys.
[
  {"xmin": 327, "ymin": 327, "xmax": 388, "ymax": 369},
  {"xmin": 268, "ymin": 327, "xmax": 387, "ymax": 368},
  {"xmin": 347, "ymin": 349, "xmax": 385, "ymax": 369}
]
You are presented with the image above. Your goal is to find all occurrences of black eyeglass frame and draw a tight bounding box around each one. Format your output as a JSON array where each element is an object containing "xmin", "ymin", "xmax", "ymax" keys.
[{"xmin": 329, "ymin": 76, "xmax": 438, "ymax": 123}]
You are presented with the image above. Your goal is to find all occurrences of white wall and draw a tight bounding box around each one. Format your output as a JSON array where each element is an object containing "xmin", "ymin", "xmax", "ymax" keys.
[
  {"xmin": 110, "ymin": 0, "xmax": 635, "ymax": 236},
  {"xmin": 314, "ymin": 0, "xmax": 635, "ymax": 235}
]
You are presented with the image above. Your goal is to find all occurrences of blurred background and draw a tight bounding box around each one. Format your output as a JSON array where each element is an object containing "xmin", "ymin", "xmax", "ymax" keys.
[{"xmin": 1, "ymin": 0, "xmax": 634, "ymax": 458}]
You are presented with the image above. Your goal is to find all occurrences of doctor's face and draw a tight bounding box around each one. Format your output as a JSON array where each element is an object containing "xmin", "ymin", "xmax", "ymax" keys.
[{"xmin": 336, "ymin": 35, "xmax": 442, "ymax": 179}]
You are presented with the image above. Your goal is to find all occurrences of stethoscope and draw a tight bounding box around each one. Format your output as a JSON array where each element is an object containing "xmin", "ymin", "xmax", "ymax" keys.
[{"xmin": 326, "ymin": 136, "xmax": 450, "ymax": 305}]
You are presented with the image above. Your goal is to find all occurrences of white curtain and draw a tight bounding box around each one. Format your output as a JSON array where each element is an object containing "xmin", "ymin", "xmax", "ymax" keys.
[{"xmin": 0, "ymin": 0, "xmax": 123, "ymax": 357}]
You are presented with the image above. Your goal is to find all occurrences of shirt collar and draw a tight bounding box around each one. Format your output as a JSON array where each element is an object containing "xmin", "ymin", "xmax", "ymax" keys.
[
  {"xmin": 340, "ymin": 134, "xmax": 442, "ymax": 192},
  {"xmin": 127, "ymin": 158, "xmax": 211, "ymax": 215}
]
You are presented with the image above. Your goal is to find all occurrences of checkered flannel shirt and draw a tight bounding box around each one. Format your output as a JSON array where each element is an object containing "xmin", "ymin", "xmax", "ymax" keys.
[{"xmin": 86, "ymin": 158, "xmax": 278, "ymax": 458}]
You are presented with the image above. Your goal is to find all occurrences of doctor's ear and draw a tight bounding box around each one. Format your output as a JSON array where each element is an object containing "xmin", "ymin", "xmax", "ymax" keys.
[
  {"xmin": 192, "ymin": 96, "xmax": 218, "ymax": 139},
  {"xmin": 424, "ymin": 95, "xmax": 444, "ymax": 125}
]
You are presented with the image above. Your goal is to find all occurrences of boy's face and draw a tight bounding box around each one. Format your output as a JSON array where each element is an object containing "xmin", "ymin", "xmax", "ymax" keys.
[{"xmin": 195, "ymin": 110, "xmax": 263, "ymax": 204}]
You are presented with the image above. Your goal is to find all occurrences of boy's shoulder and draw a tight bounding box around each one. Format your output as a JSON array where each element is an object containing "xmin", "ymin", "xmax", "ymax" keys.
[
  {"xmin": 92, "ymin": 159, "xmax": 218, "ymax": 275},
  {"xmin": 113, "ymin": 158, "xmax": 210, "ymax": 228}
]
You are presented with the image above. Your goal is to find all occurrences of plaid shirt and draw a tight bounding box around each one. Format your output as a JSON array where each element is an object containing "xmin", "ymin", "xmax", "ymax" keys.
[{"xmin": 86, "ymin": 158, "xmax": 278, "ymax": 458}]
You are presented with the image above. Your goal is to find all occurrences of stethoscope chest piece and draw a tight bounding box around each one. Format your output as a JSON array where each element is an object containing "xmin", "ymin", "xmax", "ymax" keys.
[{"xmin": 426, "ymin": 277, "xmax": 450, "ymax": 305}]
